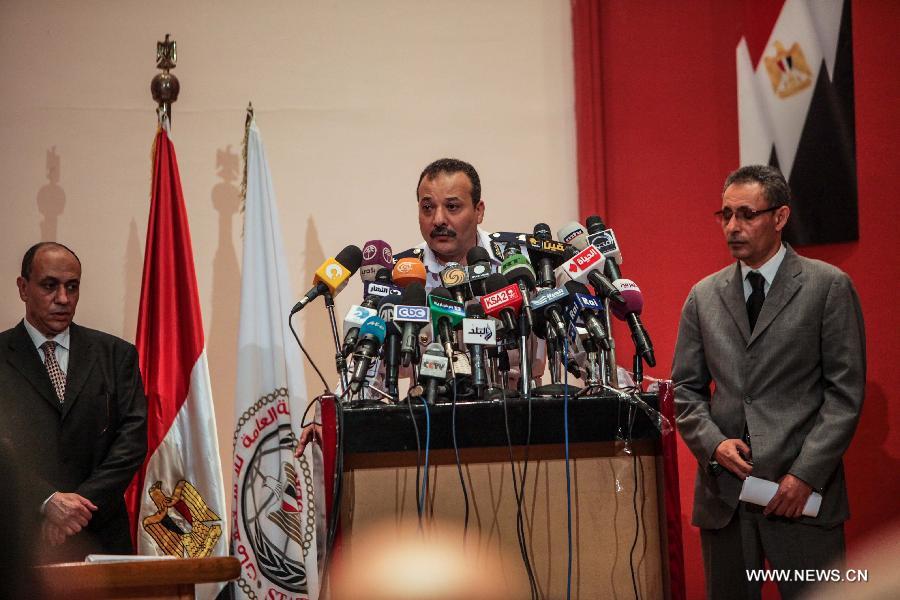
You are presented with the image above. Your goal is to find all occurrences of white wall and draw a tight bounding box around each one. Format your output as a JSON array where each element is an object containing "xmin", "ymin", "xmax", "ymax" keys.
[{"xmin": 0, "ymin": 0, "xmax": 577, "ymax": 515}]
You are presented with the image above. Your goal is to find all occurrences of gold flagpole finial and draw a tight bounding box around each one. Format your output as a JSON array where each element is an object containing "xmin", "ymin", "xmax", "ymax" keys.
[{"xmin": 151, "ymin": 34, "xmax": 180, "ymax": 127}]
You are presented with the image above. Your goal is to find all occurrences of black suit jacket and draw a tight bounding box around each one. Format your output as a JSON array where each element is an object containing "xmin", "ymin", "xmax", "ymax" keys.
[{"xmin": 0, "ymin": 321, "xmax": 147, "ymax": 561}]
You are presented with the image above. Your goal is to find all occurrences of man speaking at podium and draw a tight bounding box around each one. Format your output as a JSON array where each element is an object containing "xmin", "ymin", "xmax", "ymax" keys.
[
  {"xmin": 0, "ymin": 242, "xmax": 147, "ymax": 562},
  {"xmin": 673, "ymin": 166, "xmax": 866, "ymax": 599}
]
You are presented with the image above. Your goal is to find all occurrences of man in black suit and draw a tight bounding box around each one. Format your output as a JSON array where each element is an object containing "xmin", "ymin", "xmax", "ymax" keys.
[{"xmin": 0, "ymin": 242, "xmax": 147, "ymax": 562}]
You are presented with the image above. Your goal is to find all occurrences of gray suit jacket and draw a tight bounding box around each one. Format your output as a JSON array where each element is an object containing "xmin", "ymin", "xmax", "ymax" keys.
[{"xmin": 673, "ymin": 246, "xmax": 865, "ymax": 529}]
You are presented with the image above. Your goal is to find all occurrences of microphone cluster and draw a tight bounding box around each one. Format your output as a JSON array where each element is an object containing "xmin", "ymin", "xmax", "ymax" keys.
[{"xmin": 291, "ymin": 215, "xmax": 656, "ymax": 403}]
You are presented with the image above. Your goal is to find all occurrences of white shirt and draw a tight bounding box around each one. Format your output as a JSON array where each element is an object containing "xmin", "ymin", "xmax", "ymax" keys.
[
  {"xmin": 23, "ymin": 318, "xmax": 70, "ymax": 374},
  {"xmin": 414, "ymin": 228, "xmax": 503, "ymax": 291},
  {"xmin": 740, "ymin": 244, "xmax": 786, "ymax": 301}
]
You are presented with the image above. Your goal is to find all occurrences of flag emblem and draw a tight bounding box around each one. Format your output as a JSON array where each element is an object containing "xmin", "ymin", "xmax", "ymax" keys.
[
  {"xmin": 142, "ymin": 479, "xmax": 223, "ymax": 558},
  {"xmin": 235, "ymin": 392, "xmax": 316, "ymax": 595},
  {"xmin": 764, "ymin": 41, "xmax": 813, "ymax": 98}
]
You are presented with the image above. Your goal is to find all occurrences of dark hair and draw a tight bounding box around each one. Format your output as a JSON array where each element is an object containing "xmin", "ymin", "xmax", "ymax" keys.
[
  {"xmin": 416, "ymin": 158, "xmax": 481, "ymax": 206},
  {"xmin": 21, "ymin": 242, "xmax": 81, "ymax": 280},
  {"xmin": 723, "ymin": 165, "xmax": 791, "ymax": 208}
]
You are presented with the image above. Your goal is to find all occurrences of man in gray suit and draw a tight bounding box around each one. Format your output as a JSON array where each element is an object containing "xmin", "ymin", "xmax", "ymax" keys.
[{"xmin": 673, "ymin": 165, "xmax": 865, "ymax": 599}]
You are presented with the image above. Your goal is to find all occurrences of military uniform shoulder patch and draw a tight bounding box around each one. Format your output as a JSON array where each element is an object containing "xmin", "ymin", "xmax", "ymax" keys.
[{"xmin": 393, "ymin": 247, "xmax": 425, "ymax": 263}]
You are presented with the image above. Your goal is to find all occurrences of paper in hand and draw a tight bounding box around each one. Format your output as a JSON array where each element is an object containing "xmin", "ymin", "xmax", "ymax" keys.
[{"xmin": 739, "ymin": 476, "xmax": 822, "ymax": 518}]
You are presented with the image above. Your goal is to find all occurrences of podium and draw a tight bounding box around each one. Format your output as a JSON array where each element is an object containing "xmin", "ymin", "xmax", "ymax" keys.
[
  {"xmin": 333, "ymin": 392, "xmax": 674, "ymax": 599},
  {"xmin": 35, "ymin": 556, "xmax": 240, "ymax": 599}
]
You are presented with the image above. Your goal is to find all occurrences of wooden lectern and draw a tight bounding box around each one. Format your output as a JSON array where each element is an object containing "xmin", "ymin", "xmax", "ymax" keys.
[{"xmin": 35, "ymin": 556, "xmax": 240, "ymax": 600}]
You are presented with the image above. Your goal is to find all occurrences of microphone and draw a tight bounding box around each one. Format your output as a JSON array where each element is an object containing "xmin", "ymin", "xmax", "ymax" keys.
[
  {"xmin": 564, "ymin": 281, "xmax": 611, "ymax": 351},
  {"xmin": 585, "ymin": 216, "xmax": 623, "ymax": 277},
  {"xmin": 349, "ymin": 315, "xmax": 387, "ymax": 393},
  {"xmin": 341, "ymin": 304, "xmax": 378, "ymax": 358},
  {"xmin": 440, "ymin": 262, "xmax": 471, "ymax": 303},
  {"xmin": 395, "ymin": 282, "xmax": 429, "ymax": 368},
  {"xmin": 557, "ymin": 221, "xmax": 589, "ymax": 249},
  {"xmin": 466, "ymin": 246, "xmax": 494, "ymax": 296},
  {"xmin": 419, "ymin": 343, "xmax": 449, "ymax": 405},
  {"xmin": 530, "ymin": 285, "xmax": 571, "ymax": 339},
  {"xmin": 462, "ymin": 304, "xmax": 497, "ymax": 394},
  {"xmin": 609, "ymin": 278, "xmax": 656, "ymax": 367},
  {"xmin": 525, "ymin": 224, "xmax": 568, "ymax": 288},
  {"xmin": 479, "ymin": 273, "xmax": 523, "ymax": 335},
  {"xmin": 555, "ymin": 244, "xmax": 625, "ymax": 305},
  {"xmin": 428, "ymin": 287, "xmax": 466, "ymax": 374},
  {"xmin": 392, "ymin": 257, "xmax": 428, "ymax": 289},
  {"xmin": 585, "ymin": 216, "xmax": 655, "ymax": 366},
  {"xmin": 359, "ymin": 240, "xmax": 394, "ymax": 282},
  {"xmin": 291, "ymin": 245, "xmax": 363, "ymax": 313},
  {"xmin": 378, "ymin": 293, "xmax": 403, "ymax": 397}
]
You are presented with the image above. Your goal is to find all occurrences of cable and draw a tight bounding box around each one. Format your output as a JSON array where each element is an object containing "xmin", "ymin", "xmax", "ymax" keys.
[
  {"xmin": 501, "ymin": 388, "xmax": 539, "ymax": 600},
  {"xmin": 450, "ymin": 378, "xmax": 470, "ymax": 537},
  {"xmin": 629, "ymin": 452, "xmax": 641, "ymax": 600},
  {"xmin": 563, "ymin": 336, "xmax": 573, "ymax": 600},
  {"xmin": 406, "ymin": 392, "xmax": 422, "ymax": 516},
  {"xmin": 288, "ymin": 313, "xmax": 330, "ymax": 392},
  {"xmin": 418, "ymin": 395, "xmax": 431, "ymax": 521}
]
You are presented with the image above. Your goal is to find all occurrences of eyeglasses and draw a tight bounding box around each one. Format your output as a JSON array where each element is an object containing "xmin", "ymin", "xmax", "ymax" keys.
[{"xmin": 713, "ymin": 206, "xmax": 779, "ymax": 225}]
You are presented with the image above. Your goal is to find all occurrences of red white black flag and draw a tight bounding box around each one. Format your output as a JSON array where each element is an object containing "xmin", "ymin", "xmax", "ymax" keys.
[{"xmin": 737, "ymin": 0, "xmax": 857, "ymax": 244}]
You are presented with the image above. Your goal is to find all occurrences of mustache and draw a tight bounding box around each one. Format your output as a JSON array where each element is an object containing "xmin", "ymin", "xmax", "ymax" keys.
[{"xmin": 430, "ymin": 227, "xmax": 456, "ymax": 238}]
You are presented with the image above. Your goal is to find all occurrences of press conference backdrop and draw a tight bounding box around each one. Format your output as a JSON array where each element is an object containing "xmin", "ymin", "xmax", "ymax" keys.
[{"xmin": 0, "ymin": 0, "xmax": 579, "ymax": 518}]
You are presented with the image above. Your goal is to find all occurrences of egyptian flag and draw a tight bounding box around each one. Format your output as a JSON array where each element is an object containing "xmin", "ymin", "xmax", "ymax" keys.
[
  {"xmin": 737, "ymin": 0, "xmax": 857, "ymax": 244},
  {"xmin": 125, "ymin": 123, "xmax": 227, "ymax": 600}
]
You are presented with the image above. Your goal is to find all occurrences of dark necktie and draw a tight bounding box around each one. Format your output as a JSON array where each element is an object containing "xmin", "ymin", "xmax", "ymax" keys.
[
  {"xmin": 41, "ymin": 341, "xmax": 66, "ymax": 403},
  {"xmin": 746, "ymin": 271, "xmax": 766, "ymax": 332}
]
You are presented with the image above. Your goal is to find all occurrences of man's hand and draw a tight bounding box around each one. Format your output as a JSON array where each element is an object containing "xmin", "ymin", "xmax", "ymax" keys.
[
  {"xmin": 295, "ymin": 424, "xmax": 323, "ymax": 458},
  {"xmin": 764, "ymin": 474, "xmax": 813, "ymax": 518},
  {"xmin": 713, "ymin": 439, "xmax": 753, "ymax": 479},
  {"xmin": 44, "ymin": 492, "xmax": 97, "ymax": 536},
  {"xmin": 41, "ymin": 520, "xmax": 67, "ymax": 546}
]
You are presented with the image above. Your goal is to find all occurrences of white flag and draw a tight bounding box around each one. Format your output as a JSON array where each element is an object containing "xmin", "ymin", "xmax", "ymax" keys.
[{"xmin": 232, "ymin": 116, "xmax": 321, "ymax": 599}]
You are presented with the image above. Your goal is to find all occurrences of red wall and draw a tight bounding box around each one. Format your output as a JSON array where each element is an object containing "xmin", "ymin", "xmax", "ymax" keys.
[{"xmin": 582, "ymin": 1, "xmax": 900, "ymax": 597}]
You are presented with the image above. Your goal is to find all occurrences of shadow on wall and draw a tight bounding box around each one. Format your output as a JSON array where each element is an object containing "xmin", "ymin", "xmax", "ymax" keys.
[
  {"xmin": 301, "ymin": 216, "xmax": 333, "ymax": 402},
  {"xmin": 37, "ymin": 147, "xmax": 65, "ymax": 241},
  {"xmin": 207, "ymin": 144, "xmax": 242, "ymax": 452},
  {"xmin": 122, "ymin": 220, "xmax": 143, "ymax": 341}
]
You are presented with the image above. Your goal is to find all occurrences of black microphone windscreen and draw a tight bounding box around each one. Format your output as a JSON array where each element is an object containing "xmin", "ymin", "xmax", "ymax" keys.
[
  {"xmin": 505, "ymin": 265, "xmax": 536, "ymax": 290},
  {"xmin": 430, "ymin": 286, "xmax": 453, "ymax": 299},
  {"xmin": 533, "ymin": 223, "xmax": 552, "ymax": 240},
  {"xmin": 564, "ymin": 280, "xmax": 590, "ymax": 296},
  {"xmin": 375, "ymin": 267, "xmax": 392, "ymax": 283},
  {"xmin": 562, "ymin": 246, "xmax": 578, "ymax": 260},
  {"xmin": 401, "ymin": 281, "xmax": 427, "ymax": 306},
  {"xmin": 465, "ymin": 304, "xmax": 486, "ymax": 318},
  {"xmin": 377, "ymin": 293, "xmax": 402, "ymax": 308},
  {"xmin": 335, "ymin": 245, "xmax": 363, "ymax": 273},
  {"xmin": 466, "ymin": 246, "xmax": 492, "ymax": 265},
  {"xmin": 482, "ymin": 273, "xmax": 510, "ymax": 295},
  {"xmin": 585, "ymin": 216, "xmax": 606, "ymax": 234}
]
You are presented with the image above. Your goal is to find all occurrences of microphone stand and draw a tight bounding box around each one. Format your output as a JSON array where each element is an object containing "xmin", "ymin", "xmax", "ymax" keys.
[
  {"xmin": 323, "ymin": 292, "xmax": 350, "ymax": 401},
  {"xmin": 602, "ymin": 297, "xmax": 619, "ymax": 388},
  {"xmin": 518, "ymin": 311, "xmax": 531, "ymax": 398}
]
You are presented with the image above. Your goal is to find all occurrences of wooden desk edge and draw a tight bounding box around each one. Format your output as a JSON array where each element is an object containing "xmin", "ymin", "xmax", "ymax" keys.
[{"xmin": 35, "ymin": 556, "xmax": 241, "ymax": 589}]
